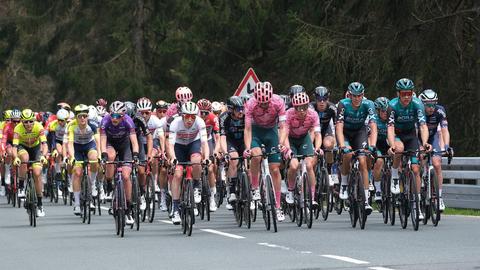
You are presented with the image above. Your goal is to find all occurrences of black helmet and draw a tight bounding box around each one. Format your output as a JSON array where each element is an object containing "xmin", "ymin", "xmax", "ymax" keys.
[
  {"xmin": 124, "ymin": 101, "xmax": 136, "ymax": 117},
  {"xmin": 314, "ymin": 86, "xmax": 330, "ymax": 99},
  {"xmin": 226, "ymin": 96, "xmax": 244, "ymax": 110},
  {"xmin": 288, "ymin": 85, "xmax": 306, "ymax": 98},
  {"xmin": 279, "ymin": 94, "xmax": 291, "ymax": 106}
]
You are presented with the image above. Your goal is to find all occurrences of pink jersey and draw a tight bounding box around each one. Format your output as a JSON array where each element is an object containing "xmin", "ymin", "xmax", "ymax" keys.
[
  {"xmin": 245, "ymin": 94, "xmax": 286, "ymax": 128},
  {"xmin": 166, "ymin": 103, "xmax": 179, "ymax": 119},
  {"xmin": 285, "ymin": 108, "xmax": 321, "ymax": 138}
]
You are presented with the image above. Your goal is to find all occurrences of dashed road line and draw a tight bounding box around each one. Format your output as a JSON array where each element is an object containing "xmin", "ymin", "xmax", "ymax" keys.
[
  {"xmin": 369, "ymin": 267, "xmax": 396, "ymax": 270},
  {"xmin": 320, "ymin": 254, "xmax": 369, "ymax": 264},
  {"xmin": 201, "ymin": 229, "xmax": 245, "ymax": 239}
]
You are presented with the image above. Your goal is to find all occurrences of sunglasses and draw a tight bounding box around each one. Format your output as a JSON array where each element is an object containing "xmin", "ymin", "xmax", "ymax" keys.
[
  {"xmin": 425, "ymin": 103, "xmax": 437, "ymax": 108},
  {"xmin": 77, "ymin": 113, "xmax": 88, "ymax": 119},
  {"xmin": 156, "ymin": 109, "xmax": 167, "ymax": 113},
  {"xmin": 140, "ymin": 111, "xmax": 151, "ymax": 116},
  {"xmin": 295, "ymin": 105, "xmax": 309, "ymax": 112},
  {"xmin": 316, "ymin": 96, "xmax": 328, "ymax": 102},
  {"xmin": 350, "ymin": 93, "xmax": 364, "ymax": 98},
  {"xmin": 200, "ymin": 110, "xmax": 210, "ymax": 116},
  {"xmin": 23, "ymin": 120, "xmax": 34, "ymax": 124},
  {"xmin": 111, "ymin": 113, "xmax": 123, "ymax": 119},
  {"xmin": 58, "ymin": 119, "xmax": 65, "ymax": 122},
  {"xmin": 12, "ymin": 120, "xmax": 20, "ymax": 123},
  {"xmin": 399, "ymin": 91, "xmax": 413, "ymax": 97},
  {"xmin": 234, "ymin": 107, "xmax": 244, "ymax": 112},
  {"xmin": 183, "ymin": 114, "xmax": 196, "ymax": 120}
]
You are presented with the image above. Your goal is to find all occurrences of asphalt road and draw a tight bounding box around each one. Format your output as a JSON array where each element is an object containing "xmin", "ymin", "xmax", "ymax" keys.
[{"xmin": 1, "ymin": 196, "xmax": 479, "ymax": 270}]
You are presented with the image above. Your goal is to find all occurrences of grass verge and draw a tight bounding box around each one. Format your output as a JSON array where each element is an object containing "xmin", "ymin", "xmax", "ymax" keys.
[{"xmin": 444, "ymin": 208, "xmax": 480, "ymax": 216}]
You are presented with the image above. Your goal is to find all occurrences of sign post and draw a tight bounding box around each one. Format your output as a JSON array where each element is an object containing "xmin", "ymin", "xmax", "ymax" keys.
[{"xmin": 234, "ymin": 68, "xmax": 260, "ymax": 96}]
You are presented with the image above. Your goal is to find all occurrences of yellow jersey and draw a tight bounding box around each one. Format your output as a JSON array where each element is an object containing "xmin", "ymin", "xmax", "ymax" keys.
[{"xmin": 13, "ymin": 121, "xmax": 47, "ymax": 148}]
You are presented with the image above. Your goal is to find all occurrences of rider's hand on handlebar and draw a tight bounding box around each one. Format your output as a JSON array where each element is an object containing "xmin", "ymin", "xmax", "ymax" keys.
[
  {"xmin": 51, "ymin": 149, "xmax": 58, "ymax": 158},
  {"xmin": 243, "ymin": 149, "xmax": 251, "ymax": 159},
  {"xmin": 40, "ymin": 155, "xmax": 48, "ymax": 165},
  {"xmin": 423, "ymin": 143, "xmax": 432, "ymax": 153},
  {"xmin": 388, "ymin": 147, "xmax": 395, "ymax": 156},
  {"xmin": 101, "ymin": 152, "xmax": 108, "ymax": 163},
  {"xmin": 315, "ymin": 148, "xmax": 324, "ymax": 156},
  {"xmin": 132, "ymin": 152, "xmax": 139, "ymax": 163},
  {"xmin": 13, "ymin": 157, "xmax": 21, "ymax": 166}
]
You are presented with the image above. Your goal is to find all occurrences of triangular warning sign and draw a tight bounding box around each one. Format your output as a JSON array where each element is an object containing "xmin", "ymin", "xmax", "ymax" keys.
[{"xmin": 234, "ymin": 68, "xmax": 260, "ymax": 96}]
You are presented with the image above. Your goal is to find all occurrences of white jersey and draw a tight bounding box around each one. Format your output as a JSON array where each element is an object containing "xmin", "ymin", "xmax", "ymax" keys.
[
  {"xmin": 154, "ymin": 117, "xmax": 167, "ymax": 139},
  {"xmin": 168, "ymin": 116, "xmax": 208, "ymax": 145}
]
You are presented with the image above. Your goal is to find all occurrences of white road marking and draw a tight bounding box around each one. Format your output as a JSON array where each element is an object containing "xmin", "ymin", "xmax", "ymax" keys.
[
  {"xmin": 100, "ymin": 206, "xmax": 110, "ymax": 211},
  {"xmin": 300, "ymin": 251, "xmax": 312, "ymax": 254},
  {"xmin": 201, "ymin": 229, "xmax": 245, "ymax": 239},
  {"xmin": 321, "ymin": 254, "xmax": 369, "ymax": 264},
  {"xmin": 257, "ymin": 242, "xmax": 290, "ymax": 250},
  {"xmin": 159, "ymin": 220, "xmax": 172, "ymax": 224},
  {"xmin": 369, "ymin": 267, "xmax": 395, "ymax": 270}
]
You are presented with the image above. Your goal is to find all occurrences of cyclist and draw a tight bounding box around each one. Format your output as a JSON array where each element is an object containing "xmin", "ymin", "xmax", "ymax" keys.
[
  {"xmin": 219, "ymin": 96, "xmax": 245, "ymax": 210},
  {"xmin": 1, "ymin": 109, "xmax": 20, "ymax": 196},
  {"xmin": 166, "ymin": 87, "xmax": 193, "ymax": 119},
  {"xmin": 167, "ymin": 101, "xmax": 209, "ymax": 224},
  {"xmin": 197, "ymin": 98, "xmax": 220, "ymax": 212},
  {"xmin": 12, "ymin": 109, "xmax": 48, "ymax": 217},
  {"xmin": 371, "ymin": 97, "xmax": 390, "ymax": 202},
  {"xmin": 336, "ymin": 82, "xmax": 377, "ymax": 214},
  {"xmin": 312, "ymin": 86, "xmax": 338, "ymax": 184},
  {"xmin": 244, "ymin": 81, "xmax": 287, "ymax": 222},
  {"xmin": 419, "ymin": 89, "xmax": 451, "ymax": 211},
  {"xmin": 96, "ymin": 106, "xmax": 107, "ymax": 118},
  {"xmin": 155, "ymin": 100, "xmax": 169, "ymax": 119},
  {"xmin": 96, "ymin": 98, "xmax": 108, "ymax": 108},
  {"xmin": 211, "ymin": 101, "xmax": 223, "ymax": 117},
  {"xmin": 154, "ymin": 100, "xmax": 169, "ymax": 211},
  {"xmin": 387, "ymin": 78, "xmax": 431, "ymax": 220},
  {"xmin": 47, "ymin": 109, "xmax": 70, "ymax": 190},
  {"xmin": 284, "ymin": 92, "xmax": 322, "ymax": 206},
  {"xmin": 100, "ymin": 101, "xmax": 140, "ymax": 225},
  {"xmin": 0, "ymin": 109, "xmax": 12, "ymax": 195},
  {"xmin": 67, "ymin": 105, "xmax": 101, "ymax": 215}
]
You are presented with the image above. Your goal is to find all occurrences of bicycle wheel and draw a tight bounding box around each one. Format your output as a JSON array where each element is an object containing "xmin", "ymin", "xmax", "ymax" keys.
[
  {"xmin": 420, "ymin": 179, "xmax": 429, "ymax": 225},
  {"xmin": 132, "ymin": 174, "xmax": 140, "ymax": 231},
  {"xmin": 186, "ymin": 180, "xmax": 194, "ymax": 236},
  {"xmin": 334, "ymin": 184, "xmax": 343, "ymax": 215},
  {"xmin": 430, "ymin": 170, "xmax": 440, "ymax": 226},
  {"xmin": 215, "ymin": 166, "xmax": 225, "ymax": 207},
  {"xmin": 295, "ymin": 176, "xmax": 303, "ymax": 228},
  {"xmin": 303, "ymin": 172, "xmax": 313, "ymax": 229},
  {"xmin": 389, "ymin": 194, "xmax": 396, "ymax": 226},
  {"xmin": 320, "ymin": 169, "xmax": 329, "ymax": 221},
  {"xmin": 81, "ymin": 175, "xmax": 88, "ymax": 224},
  {"xmin": 235, "ymin": 175, "xmax": 243, "ymax": 227},
  {"xmin": 409, "ymin": 171, "xmax": 419, "ymax": 231},
  {"xmin": 260, "ymin": 177, "xmax": 271, "ymax": 230},
  {"xmin": 356, "ymin": 170, "xmax": 367, "ymax": 230},
  {"xmin": 266, "ymin": 175, "xmax": 277, "ymax": 233},
  {"xmin": 381, "ymin": 172, "xmax": 389, "ymax": 224},
  {"xmin": 314, "ymin": 163, "xmax": 322, "ymax": 220},
  {"xmin": 96, "ymin": 180, "xmax": 102, "ymax": 216},
  {"xmin": 147, "ymin": 173, "xmax": 156, "ymax": 223},
  {"xmin": 398, "ymin": 175, "xmax": 408, "ymax": 229},
  {"xmin": 241, "ymin": 172, "xmax": 252, "ymax": 229},
  {"xmin": 348, "ymin": 177, "xmax": 358, "ymax": 228}
]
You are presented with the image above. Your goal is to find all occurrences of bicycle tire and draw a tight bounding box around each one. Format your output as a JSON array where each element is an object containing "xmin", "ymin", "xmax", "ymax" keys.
[
  {"xmin": 259, "ymin": 177, "xmax": 270, "ymax": 230},
  {"xmin": 204, "ymin": 172, "xmax": 210, "ymax": 221},
  {"xmin": 430, "ymin": 170, "xmax": 440, "ymax": 226},
  {"xmin": 131, "ymin": 172, "xmax": 140, "ymax": 231},
  {"xmin": 295, "ymin": 175, "xmax": 303, "ymax": 228},
  {"xmin": 398, "ymin": 174, "xmax": 408, "ymax": 229},
  {"xmin": 303, "ymin": 172, "xmax": 313, "ymax": 229},
  {"xmin": 381, "ymin": 172, "xmax": 389, "ymax": 224},
  {"xmin": 320, "ymin": 169, "xmax": 329, "ymax": 221},
  {"xmin": 81, "ymin": 174, "xmax": 88, "ymax": 224},
  {"xmin": 147, "ymin": 173, "xmax": 156, "ymax": 223},
  {"xmin": 420, "ymin": 181, "xmax": 429, "ymax": 225},
  {"xmin": 187, "ymin": 180, "xmax": 194, "ymax": 236},
  {"xmin": 235, "ymin": 174, "xmax": 244, "ymax": 227},
  {"xmin": 409, "ymin": 171, "xmax": 419, "ymax": 231},
  {"xmin": 266, "ymin": 175, "xmax": 277, "ymax": 233},
  {"xmin": 356, "ymin": 170, "xmax": 367, "ymax": 230},
  {"xmin": 389, "ymin": 194, "xmax": 396, "ymax": 226},
  {"xmin": 181, "ymin": 179, "xmax": 187, "ymax": 235},
  {"xmin": 27, "ymin": 179, "xmax": 33, "ymax": 226},
  {"xmin": 348, "ymin": 175, "xmax": 358, "ymax": 228},
  {"xmin": 241, "ymin": 171, "xmax": 251, "ymax": 229}
]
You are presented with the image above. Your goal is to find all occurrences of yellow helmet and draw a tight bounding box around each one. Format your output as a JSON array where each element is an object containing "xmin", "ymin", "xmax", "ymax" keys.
[
  {"xmin": 3, "ymin": 109, "xmax": 12, "ymax": 120},
  {"xmin": 21, "ymin": 109, "xmax": 35, "ymax": 121},
  {"xmin": 74, "ymin": 104, "xmax": 89, "ymax": 115}
]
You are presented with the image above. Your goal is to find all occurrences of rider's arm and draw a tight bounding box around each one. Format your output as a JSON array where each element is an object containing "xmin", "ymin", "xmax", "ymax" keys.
[
  {"xmin": 419, "ymin": 123, "xmax": 429, "ymax": 147},
  {"xmin": 146, "ymin": 133, "xmax": 153, "ymax": 158},
  {"xmin": 129, "ymin": 133, "xmax": 139, "ymax": 154},
  {"xmin": 386, "ymin": 106, "xmax": 396, "ymax": 148},
  {"xmin": 199, "ymin": 119, "xmax": 209, "ymax": 160},
  {"xmin": 335, "ymin": 102, "xmax": 346, "ymax": 148},
  {"xmin": 243, "ymin": 121, "xmax": 252, "ymax": 151}
]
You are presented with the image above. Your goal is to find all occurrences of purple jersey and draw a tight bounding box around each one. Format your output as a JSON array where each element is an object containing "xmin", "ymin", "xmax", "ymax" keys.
[{"xmin": 100, "ymin": 114, "xmax": 136, "ymax": 143}]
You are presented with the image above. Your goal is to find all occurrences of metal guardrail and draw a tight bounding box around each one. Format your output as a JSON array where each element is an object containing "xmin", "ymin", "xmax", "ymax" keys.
[{"xmin": 441, "ymin": 157, "xmax": 480, "ymax": 209}]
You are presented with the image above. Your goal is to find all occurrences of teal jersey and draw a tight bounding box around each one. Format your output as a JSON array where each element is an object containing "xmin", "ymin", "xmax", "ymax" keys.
[
  {"xmin": 387, "ymin": 97, "xmax": 426, "ymax": 132},
  {"xmin": 336, "ymin": 98, "xmax": 376, "ymax": 130},
  {"xmin": 375, "ymin": 117, "xmax": 388, "ymax": 142}
]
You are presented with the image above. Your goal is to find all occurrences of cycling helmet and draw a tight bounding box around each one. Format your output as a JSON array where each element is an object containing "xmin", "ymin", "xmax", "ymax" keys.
[
  {"xmin": 124, "ymin": 101, "xmax": 136, "ymax": 117},
  {"xmin": 57, "ymin": 102, "xmax": 71, "ymax": 111},
  {"xmin": 279, "ymin": 95, "xmax": 291, "ymax": 106},
  {"xmin": 347, "ymin": 82, "xmax": 365, "ymax": 95},
  {"xmin": 314, "ymin": 86, "xmax": 330, "ymax": 99},
  {"xmin": 240, "ymin": 94, "xmax": 252, "ymax": 105},
  {"xmin": 181, "ymin": 101, "xmax": 199, "ymax": 115},
  {"xmin": 21, "ymin": 109, "xmax": 35, "ymax": 121},
  {"xmin": 74, "ymin": 104, "xmax": 89, "ymax": 115},
  {"xmin": 155, "ymin": 100, "xmax": 169, "ymax": 109},
  {"xmin": 211, "ymin": 101, "xmax": 222, "ymax": 112},
  {"xmin": 10, "ymin": 109, "xmax": 21, "ymax": 120},
  {"xmin": 254, "ymin": 81, "xmax": 273, "ymax": 103},
  {"xmin": 96, "ymin": 105, "xmax": 106, "ymax": 117},
  {"xmin": 288, "ymin": 85, "xmax": 305, "ymax": 98},
  {"xmin": 136, "ymin": 97, "xmax": 152, "ymax": 111},
  {"xmin": 291, "ymin": 92, "xmax": 310, "ymax": 106},
  {"xmin": 396, "ymin": 78, "xmax": 414, "ymax": 91},
  {"xmin": 175, "ymin": 86, "xmax": 193, "ymax": 103},
  {"xmin": 88, "ymin": 105, "xmax": 98, "ymax": 120},
  {"xmin": 419, "ymin": 89, "xmax": 438, "ymax": 103},
  {"xmin": 197, "ymin": 99, "xmax": 212, "ymax": 111},
  {"xmin": 374, "ymin": 97, "xmax": 390, "ymax": 111},
  {"xmin": 3, "ymin": 109, "xmax": 12, "ymax": 120},
  {"xmin": 96, "ymin": 98, "xmax": 108, "ymax": 107},
  {"xmin": 226, "ymin": 96, "xmax": 244, "ymax": 110},
  {"xmin": 56, "ymin": 109, "xmax": 69, "ymax": 120},
  {"xmin": 109, "ymin": 101, "xmax": 126, "ymax": 114}
]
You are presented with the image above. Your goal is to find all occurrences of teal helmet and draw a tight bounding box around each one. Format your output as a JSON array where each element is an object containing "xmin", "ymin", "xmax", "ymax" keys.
[
  {"xmin": 347, "ymin": 82, "xmax": 365, "ymax": 95},
  {"xmin": 396, "ymin": 78, "xmax": 414, "ymax": 91},
  {"xmin": 374, "ymin": 97, "xmax": 390, "ymax": 111}
]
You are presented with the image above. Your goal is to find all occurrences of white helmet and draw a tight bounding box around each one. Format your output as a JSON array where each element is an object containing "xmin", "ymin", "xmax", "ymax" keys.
[
  {"xmin": 88, "ymin": 105, "xmax": 98, "ymax": 121},
  {"xmin": 96, "ymin": 106, "xmax": 106, "ymax": 117},
  {"xmin": 136, "ymin": 97, "xmax": 152, "ymax": 111},
  {"xmin": 109, "ymin": 101, "xmax": 126, "ymax": 114},
  {"xmin": 181, "ymin": 101, "xmax": 199, "ymax": 115},
  {"xmin": 211, "ymin": 101, "xmax": 222, "ymax": 112},
  {"xmin": 56, "ymin": 109, "xmax": 69, "ymax": 121}
]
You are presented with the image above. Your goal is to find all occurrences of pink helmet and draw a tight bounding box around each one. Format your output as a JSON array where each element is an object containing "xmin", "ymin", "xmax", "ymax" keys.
[
  {"xmin": 254, "ymin": 81, "xmax": 273, "ymax": 103},
  {"xmin": 291, "ymin": 92, "xmax": 310, "ymax": 106},
  {"xmin": 197, "ymin": 99, "xmax": 212, "ymax": 111},
  {"xmin": 175, "ymin": 87, "xmax": 193, "ymax": 103}
]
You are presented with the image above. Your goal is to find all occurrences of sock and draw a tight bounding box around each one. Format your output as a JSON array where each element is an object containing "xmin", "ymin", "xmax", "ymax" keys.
[
  {"xmin": 364, "ymin": 189, "xmax": 370, "ymax": 203},
  {"xmin": 210, "ymin": 186, "xmax": 216, "ymax": 195},
  {"xmin": 439, "ymin": 189, "xmax": 442, "ymax": 197},
  {"xmin": 37, "ymin": 197, "xmax": 43, "ymax": 207},
  {"xmin": 391, "ymin": 168, "xmax": 399, "ymax": 178},
  {"xmin": 374, "ymin": 181, "xmax": 381, "ymax": 192},
  {"xmin": 311, "ymin": 186, "xmax": 316, "ymax": 199},
  {"xmin": 341, "ymin": 174, "xmax": 348, "ymax": 186},
  {"xmin": 4, "ymin": 164, "xmax": 11, "ymax": 184},
  {"xmin": 193, "ymin": 179, "xmax": 200, "ymax": 189},
  {"xmin": 74, "ymin": 192, "xmax": 80, "ymax": 206},
  {"xmin": 275, "ymin": 190, "xmax": 281, "ymax": 209},
  {"xmin": 173, "ymin": 200, "xmax": 180, "ymax": 211}
]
